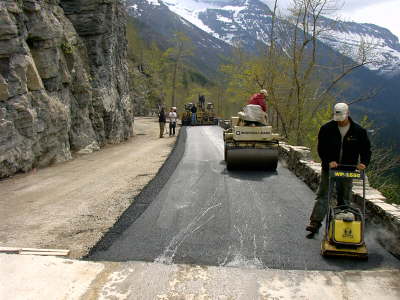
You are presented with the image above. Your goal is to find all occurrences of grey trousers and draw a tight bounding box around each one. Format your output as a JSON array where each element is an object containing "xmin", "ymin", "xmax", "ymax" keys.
[
  {"xmin": 310, "ymin": 169, "xmax": 353, "ymax": 223},
  {"xmin": 159, "ymin": 122, "xmax": 166, "ymax": 137}
]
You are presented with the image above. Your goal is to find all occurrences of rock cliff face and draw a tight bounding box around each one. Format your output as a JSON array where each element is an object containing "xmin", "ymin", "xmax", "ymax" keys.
[{"xmin": 0, "ymin": 0, "xmax": 133, "ymax": 178}]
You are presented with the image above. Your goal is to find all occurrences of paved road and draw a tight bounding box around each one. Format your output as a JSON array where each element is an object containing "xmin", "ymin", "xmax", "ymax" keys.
[{"xmin": 90, "ymin": 126, "xmax": 400, "ymax": 271}]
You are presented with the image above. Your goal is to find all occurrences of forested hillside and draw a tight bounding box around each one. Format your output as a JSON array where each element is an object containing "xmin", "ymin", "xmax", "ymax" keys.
[{"xmin": 125, "ymin": 18, "xmax": 221, "ymax": 115}]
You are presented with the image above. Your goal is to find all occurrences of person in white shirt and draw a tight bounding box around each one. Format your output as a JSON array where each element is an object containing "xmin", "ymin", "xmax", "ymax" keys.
[{"xmin": 168, "ymin": 108, "xmax": 178, "ymax": 136}]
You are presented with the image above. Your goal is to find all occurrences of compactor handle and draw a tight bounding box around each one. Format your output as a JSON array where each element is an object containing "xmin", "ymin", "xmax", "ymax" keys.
[
  {"xmin": 330, "ymin": 164, "xmax": 365, "ymax": 172},
  {"xmin": 336, "ymin": 164, "xmax": 358, "ymax": 168}
]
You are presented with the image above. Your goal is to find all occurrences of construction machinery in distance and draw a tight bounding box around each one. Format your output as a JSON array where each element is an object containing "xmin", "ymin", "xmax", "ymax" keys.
[
  {"xmin": 223, "ymin": 115, "xmax": 281, "ymax": 171},
  {"xmin": 181, "ymin": 99, "xmax": 218, "ymax": 126},
  {"xmin": 320, "ymin": 166, "xmax": 368, "ymax": 259},
  {"xmin": 181, "ymin": 103, "xmax": 194, "ymax": 126}
]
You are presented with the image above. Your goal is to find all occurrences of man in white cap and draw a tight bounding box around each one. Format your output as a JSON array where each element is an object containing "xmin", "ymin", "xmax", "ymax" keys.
[
  {"xmin": 306, "ymin": 102, "xmax": 371, "ymax": 235},
  {"xmin": 168, "ymin": 107, "xmax": 178, "ymax": 136}
]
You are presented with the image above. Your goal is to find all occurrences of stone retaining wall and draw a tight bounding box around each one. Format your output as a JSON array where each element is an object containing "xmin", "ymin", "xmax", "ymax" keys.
[{"xmin": 279, "ymin": 142, "xmax": 400, "ymax": 257}]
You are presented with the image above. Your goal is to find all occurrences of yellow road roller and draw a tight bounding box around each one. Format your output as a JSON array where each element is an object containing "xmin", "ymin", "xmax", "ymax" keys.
[{"xmin": 223, "ymin": 116, "xmax": 280, "ymax": 171}]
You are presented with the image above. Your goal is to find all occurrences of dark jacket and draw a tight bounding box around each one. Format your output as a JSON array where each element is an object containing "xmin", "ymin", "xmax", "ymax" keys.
[
  {"xmin": 191, "ymin": 106, "xmax": 197, "ymax": 113},
  {"xmin": 158, "ymin": 110, "xmax": 166, "ymax": 123},
  {"xmin": 318, "ymin": 117, "xmax": 371, "ymax": 171}
]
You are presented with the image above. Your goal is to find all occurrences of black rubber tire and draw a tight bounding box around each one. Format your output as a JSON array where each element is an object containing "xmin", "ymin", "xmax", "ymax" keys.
[{"xmin": 266, "ymin": 160, "xmax": 278, "ymax": 171}]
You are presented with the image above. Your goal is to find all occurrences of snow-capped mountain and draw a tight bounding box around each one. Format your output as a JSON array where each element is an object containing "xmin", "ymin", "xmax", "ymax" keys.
[
  {"xmin": 133, "ymin": 0, "xmax": 400, "ymax": 77},
  {"xmin": 126, "ymin": 0, "xmax": 234, "ymax": 77},
  {"xmin": 317, "ymin": 17, "xmax": 400, "ymax": 77},
  {"xmin": 165, "ymin": 0, "xmax": 272, "ymax": 45}
]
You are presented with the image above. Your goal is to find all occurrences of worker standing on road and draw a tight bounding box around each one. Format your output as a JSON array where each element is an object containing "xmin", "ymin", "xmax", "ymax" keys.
[
  {"xmin": 191, "ymin": 104, "xmax": 197, "ymax": 126},
  {"xmin": 199, "ymin": 94, "xmax": 206, "ymax": 110},
  {"xmin": 158, "ymin": 107, "xmax": 166, "ymax": 138},
  {"xmin": 306, "ymin": 103, "xmax": 372, "ymax": 234},
  {"xmin": 168, "ymin": 107, "xmax": 178, "ymax": 136}
]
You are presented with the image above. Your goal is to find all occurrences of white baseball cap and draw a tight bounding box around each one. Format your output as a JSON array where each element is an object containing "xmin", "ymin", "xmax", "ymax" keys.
[{"xmin": 333, "ymin": 103, "xmax": 349, "ymax": 122}]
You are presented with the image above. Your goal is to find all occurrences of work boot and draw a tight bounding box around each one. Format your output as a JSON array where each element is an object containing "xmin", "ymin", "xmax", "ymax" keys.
[{"xmin": 306, "ymin": 221, "xmax": 321, "ymax": 234}]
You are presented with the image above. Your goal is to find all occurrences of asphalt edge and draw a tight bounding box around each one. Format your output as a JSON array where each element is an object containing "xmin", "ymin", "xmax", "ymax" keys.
[{"xmin": 85, "ymin": 126, "xmax": 188, "ymax": 260}]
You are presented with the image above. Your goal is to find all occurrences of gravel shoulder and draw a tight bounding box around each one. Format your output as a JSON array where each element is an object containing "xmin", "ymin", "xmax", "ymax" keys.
[{"xmin": 0, "ymin": 117, "xmax": 178, "ymax": 258}]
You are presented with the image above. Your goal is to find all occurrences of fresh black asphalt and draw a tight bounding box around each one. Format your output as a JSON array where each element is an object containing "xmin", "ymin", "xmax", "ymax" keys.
[{"xmin": 88, "ymin": 126, "xmax": 400, "ymax": 271}]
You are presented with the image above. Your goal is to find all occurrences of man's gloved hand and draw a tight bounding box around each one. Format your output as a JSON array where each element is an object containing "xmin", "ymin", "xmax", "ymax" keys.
[
  {"xmin": 357, "ymin": 163, "xmax": 366, "ymax": 170},
  {"xmin": 329, "ymin": 161, "xmax": 338, "ymax": 169}
]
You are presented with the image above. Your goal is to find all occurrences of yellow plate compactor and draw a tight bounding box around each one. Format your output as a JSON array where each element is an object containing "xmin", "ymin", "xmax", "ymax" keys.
[{"xmin": 321, "ymin": 167, "xmax": 368, "ymax": 259}]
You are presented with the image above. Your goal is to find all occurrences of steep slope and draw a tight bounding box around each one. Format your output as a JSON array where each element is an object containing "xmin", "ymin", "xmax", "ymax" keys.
[
  {"xmin": 165, "ymin": 0, "xmax": 272, "ymax": 48},
  {"xmin": 126, "ymin": 0, "xmax": 233, "ymax": 77},
  {"xmin": 0, "ymin": 0, "xmax": 133, "ymax": 178},
  {"xmin": 317, "ymin": 17, "xmax": 400, "ymax": 77},
  {"xmin": 162, "ymin": 0, "xmax": 400, "ymax": 77}
]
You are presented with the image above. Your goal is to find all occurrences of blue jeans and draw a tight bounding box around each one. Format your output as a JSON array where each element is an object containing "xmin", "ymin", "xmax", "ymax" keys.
[
  {"xmin": 191, "ymin": 113, "xmax": 197, "ymax": 125},
  {"xmin": 169, "ymin": 122, "xmax": 176, "ymax": 136},
  {"xmin": 310, "ymin": 170, "xmax": 353, "ymax": 223}
]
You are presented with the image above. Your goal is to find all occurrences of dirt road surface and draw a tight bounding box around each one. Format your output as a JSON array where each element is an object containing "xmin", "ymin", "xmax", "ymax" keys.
[{"xmin": 0, "ymin": 117, "xmax": 178, "ymax": 258}]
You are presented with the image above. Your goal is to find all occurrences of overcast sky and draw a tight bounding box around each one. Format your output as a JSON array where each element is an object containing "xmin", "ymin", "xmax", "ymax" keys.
[{"xmin": 262, "ymin": 0, "xmax": 400, "ymax": 39}]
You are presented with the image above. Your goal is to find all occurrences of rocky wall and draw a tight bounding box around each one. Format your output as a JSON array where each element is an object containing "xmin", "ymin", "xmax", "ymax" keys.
[
  {"xmin": 0, "ymin": 0, "xmax": 133, "ymax": 178},
  {"xmin": 279, "ymin": 142, "xmax": 400, "ymax": 257}
]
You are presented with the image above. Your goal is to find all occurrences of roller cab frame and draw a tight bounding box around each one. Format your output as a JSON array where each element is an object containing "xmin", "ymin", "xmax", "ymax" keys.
[
  {"xmin": 223, "ymin": 117, "xmax": 280, "ymax": 171},
  {"xmin": 321, "ymin": 166, "xmax": 368, "ymax": 259}
]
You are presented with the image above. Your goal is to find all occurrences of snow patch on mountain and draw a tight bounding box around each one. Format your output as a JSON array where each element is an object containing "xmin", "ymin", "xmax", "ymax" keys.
[
  {"xmin": 163, "ymin": 0, "xmax": 218, "ymax": 36},
  {"xmin": 163, "ymin": 0, "xmax": 253, "ymax": 42},
  {"xmin": 317, "ymin": 20, "xmax": 400, "ymax": 76},
  {"xmin": 146, "ymin": 0, "xmax": 161, "ymax": 6},
  {"xmin": 217, "ymin": 15, "xmax": 232, "ymax": 23},
  {"xmin": 222, "ymin": 5, "xmax": 247, "ymax": 18}
]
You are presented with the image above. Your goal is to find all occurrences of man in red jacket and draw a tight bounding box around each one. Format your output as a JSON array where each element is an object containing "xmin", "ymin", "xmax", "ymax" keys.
[{"xmin": 248, "ymin": 89, "xmax": 268, "ymax": 112}]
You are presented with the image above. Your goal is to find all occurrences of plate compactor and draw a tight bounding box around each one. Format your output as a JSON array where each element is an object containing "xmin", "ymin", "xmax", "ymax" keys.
[
  {"xmin": 321, "ymin": 166, "xmax": 368, "ymax": 259},
  {"xmin": 223, "ymin": 117, "xmax": 280, "ymax": 171}
]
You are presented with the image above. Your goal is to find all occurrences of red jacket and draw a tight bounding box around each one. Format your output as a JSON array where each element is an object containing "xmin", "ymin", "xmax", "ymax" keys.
[{"xmin": 248, "ymin": 93, "xmax": 267, "ymax": 112}]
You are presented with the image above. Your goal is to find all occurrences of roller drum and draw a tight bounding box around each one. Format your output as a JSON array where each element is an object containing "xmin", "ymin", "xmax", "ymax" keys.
[{"xmin": 226, "ymin": 148, "xmax": 278, "ymax": 171}]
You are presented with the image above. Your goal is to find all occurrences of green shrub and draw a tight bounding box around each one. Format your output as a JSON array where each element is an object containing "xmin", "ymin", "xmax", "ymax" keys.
[{"xmin": 61, "ymin": 41, "xmax": 74, "ymax": 54}]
